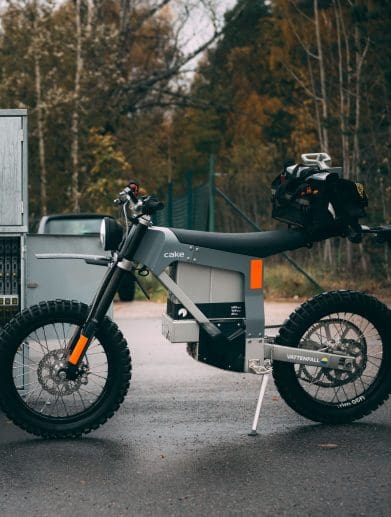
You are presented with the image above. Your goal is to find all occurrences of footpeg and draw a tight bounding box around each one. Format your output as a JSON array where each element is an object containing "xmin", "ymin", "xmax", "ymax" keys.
[{"xmin": 248, "ymin": 359, "xmax": 272, "ymax": 375}]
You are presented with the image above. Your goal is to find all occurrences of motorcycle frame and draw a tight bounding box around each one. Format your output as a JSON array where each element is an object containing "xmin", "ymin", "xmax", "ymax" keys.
[
  {"xmin": 38, "ymin": 220, "xmax": 355, "ymax": 374},
  {"xmin": 133, "ymin": 225, "xmax": 354, "ymax": 373}
]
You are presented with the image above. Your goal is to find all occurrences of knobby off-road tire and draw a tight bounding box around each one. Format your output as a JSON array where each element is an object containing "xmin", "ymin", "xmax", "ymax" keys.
[
  {"xmin": 273, "ymin": 291, "xmax": 391, "ymax": 424},
  {"xmin": 0, "ymin": 300, "xmax": 131, "ymax": 438}
]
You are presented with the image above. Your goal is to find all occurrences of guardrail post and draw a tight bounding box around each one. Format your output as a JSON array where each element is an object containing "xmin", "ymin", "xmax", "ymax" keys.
[
  {"xmin": 208, "ymin": 154, "xmax": 215, "ymax": 232},
  {"xmin": 186, "ymin": 171, "xmax": 193, "ymax": 229},
  {"xmin": 167, "ymin": 181, "xmax": 173, "ymax": 227}
]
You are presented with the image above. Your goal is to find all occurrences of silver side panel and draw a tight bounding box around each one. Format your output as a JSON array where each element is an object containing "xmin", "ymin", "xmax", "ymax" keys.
[{"xmin": 25, "ymin": 235, "xmax": 110, "ymax": 309}]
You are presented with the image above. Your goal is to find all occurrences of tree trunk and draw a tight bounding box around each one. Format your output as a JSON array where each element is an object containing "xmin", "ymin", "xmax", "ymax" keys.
[
  {"xmin": 314, "ymin": 0, "xmax": 329, "ymax": 154},
  {"xmin": 359, "ymin": 243, "xmax": 368, "ymax": 273},
  {"xmin": 379, "ymin": 176, "xmax": 390, "ymax": 281},
  {"xmin": 314, "ymin": 0, "xmax": 333, "ymax": 266},
  {"xmin": 32, "ymin": 1, "xmax": 48, "ymax": 216},
  {"xmin": 345, "ymin": 240, "xmax": 353, "ymax": 275},
  {"xmin": 352, "ymin": 26, "xmax": 369, "ymax": 271},
  {"xmin": 351, "ymin": 26, "xmax": 369, "ymax": 181},
  {"xmin": 307, "ymin": 55, "xmax": 323, "ymax": 147},
  {"xmin": 120, "ymin": 0, "xmax": 131, "ymax": 36},
  {"xmin": 71, "ymin": 0, "xmax": 83, "ymax": 212},
  {"xmin": 334, "ymin": 1, "xmax": 353, "ymax": 271},
  {"xmin": 34, "ymin": 53, "xmax": 48, "ymax": 216},
  {"xmin": 335, "ymin": 1, "xmax": 350, "ymax": 179},
  {"xmin": 86, "ymin": 0, "xmax": 93, "ymax": 36}
]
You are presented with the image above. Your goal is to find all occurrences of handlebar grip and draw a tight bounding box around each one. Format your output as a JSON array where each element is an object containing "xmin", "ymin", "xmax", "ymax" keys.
[
  {"xmin": 84, "ymin": 257, "xmax": 110, "ymax": 266},
  {"xmin": 142, "ymin": 197, "xmax": 164, "ymax": 215},
  {"xmin": 114, "ymin": 185, "xmax": 139, "ymax": 206},
  {"xmin": 375, "ymin": 226, "xmax": 391, "ymax": 244},
  {"xmin": 360, "ymin": 224, "xmax": 391, "ymax": 244}
]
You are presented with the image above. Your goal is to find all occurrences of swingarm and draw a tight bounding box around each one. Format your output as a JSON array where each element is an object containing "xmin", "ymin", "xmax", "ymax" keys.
[{"xmin": 264, "ymin": 341, "xmax": 354, "ymax": 372}]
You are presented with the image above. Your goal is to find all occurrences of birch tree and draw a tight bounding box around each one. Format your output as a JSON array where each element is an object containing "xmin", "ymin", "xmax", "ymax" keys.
[
  {"xmin": 32, "ymin": 2, "xmax": 49, "ymax": 215},
  {"xmin": 70, "ymin": 0, "xmax": 83, "ymax": 212}
]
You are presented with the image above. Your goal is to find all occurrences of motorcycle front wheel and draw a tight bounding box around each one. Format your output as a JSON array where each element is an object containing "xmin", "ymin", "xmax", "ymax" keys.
[
  {"xmin": 273, "ymin": 291, "xmax": 391, "ymax": 424},
  {"xmin": 0, "ymin": 300, "xmax": 131, "ymax": 438}
]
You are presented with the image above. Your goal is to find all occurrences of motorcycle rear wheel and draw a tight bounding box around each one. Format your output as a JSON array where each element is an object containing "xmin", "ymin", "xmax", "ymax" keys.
[
  {"xmin": 273, "ymin": 291, "xmax": 391, "ymax": 424},
  {"xmin": 0, "ymin": 300, "xmax": 131, "ymax": 438}
]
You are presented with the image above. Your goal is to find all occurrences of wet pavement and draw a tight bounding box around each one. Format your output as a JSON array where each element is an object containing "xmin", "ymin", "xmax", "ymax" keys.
[{"xmin": 0, "ymin": 301, "xmax": 390, "ymax": 516}]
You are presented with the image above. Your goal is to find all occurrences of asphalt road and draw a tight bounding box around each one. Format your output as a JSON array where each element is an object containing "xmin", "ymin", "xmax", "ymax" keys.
[{"xmin": 0, "ymin": 301, "xmax": 390, "ymax": 517}]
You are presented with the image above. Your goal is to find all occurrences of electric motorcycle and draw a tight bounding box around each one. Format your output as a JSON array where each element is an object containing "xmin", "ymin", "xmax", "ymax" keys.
[{"xmin": 0, "ymin": 153, "xmax": 390, "ymax": 438}]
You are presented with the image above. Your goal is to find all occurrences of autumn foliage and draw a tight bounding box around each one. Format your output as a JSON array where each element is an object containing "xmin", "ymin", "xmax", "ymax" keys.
[{"xmin": 0, "ymin": 0, "xmax": 389, "ymax": 280}]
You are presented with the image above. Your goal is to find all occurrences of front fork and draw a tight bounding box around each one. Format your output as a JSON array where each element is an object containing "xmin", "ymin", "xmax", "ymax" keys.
[
  {"xmin": 67, "ymin": 266, "xmax": 126, "ymax": 366},
  {"xmin": 66, "ymin": 221, "xmax": 148, "ymax": 369}
]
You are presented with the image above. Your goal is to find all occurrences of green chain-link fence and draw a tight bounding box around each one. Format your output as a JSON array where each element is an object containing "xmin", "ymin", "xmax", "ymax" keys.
[
  {"xmin": 154, "ymin": 182, "xmax": 209, "ymax": 231},
  {"xmin": 153, "ymin": 158, "xmax": 322, "ymax": 292}
]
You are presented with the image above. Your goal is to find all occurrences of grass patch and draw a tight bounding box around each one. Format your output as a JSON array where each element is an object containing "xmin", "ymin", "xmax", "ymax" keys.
[
  {"xmin": 264, "ymin": 262, "xmax": 390, "ymax": 301},
  {"xmin": 264, "ymin": 263, "xmax": 319, "ymax": 300},
  {"xmin": 134, "ymin": 272, "xmax": 167, "ymax": 303}
]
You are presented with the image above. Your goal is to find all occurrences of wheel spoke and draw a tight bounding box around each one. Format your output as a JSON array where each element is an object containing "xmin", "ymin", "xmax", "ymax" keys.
[
  {"xmin": 77, "ymin": 390, "xmax": 86, "ymax": 411},
  {"xmin": 294, "ymin": 313, "xmax": 383, "ymax": 405},
  {"xmin": 89, "ymin": 372, "xmax": 107, "ymax": 381},
  {"xmin": 13, "ymin": 320, "xmax": 109, "ymax": 419}
]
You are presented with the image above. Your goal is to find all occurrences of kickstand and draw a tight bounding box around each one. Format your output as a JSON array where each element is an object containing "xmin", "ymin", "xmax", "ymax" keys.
[{"xmin": 248, "ymin": 372, "xmax": 270, "ymax": 436}]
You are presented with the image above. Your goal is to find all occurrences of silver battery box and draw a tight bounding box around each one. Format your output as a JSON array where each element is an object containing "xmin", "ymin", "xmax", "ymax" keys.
[{"xmin": 162, "ymin": 262, "xmax": 246, "ymax": 371}]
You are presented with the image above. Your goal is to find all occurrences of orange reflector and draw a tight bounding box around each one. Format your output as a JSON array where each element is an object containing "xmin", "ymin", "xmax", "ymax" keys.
[
  {"xmin": 68, "ymin": 335, "xmax": 89, "ymax": 365},
  {"xmin": 250, "ymin": 259, "xmax": 263, "ymax": 289}
]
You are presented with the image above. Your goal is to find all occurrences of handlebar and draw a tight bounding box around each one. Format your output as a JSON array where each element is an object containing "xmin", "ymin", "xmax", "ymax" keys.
[
  {"xmin": 114, "ymin": 186, "xmax": 138, "ymax": 206},
  {"xmin": 114, "ymin": 182, "xmax": 164, "ymax": 221},
  {"xmin": 361, "ymin": 224, "xmax": 391, "ymax": 244},
  {"xmin": 141, "ymin": 196, "xmax": 164, "ymax": 215}
]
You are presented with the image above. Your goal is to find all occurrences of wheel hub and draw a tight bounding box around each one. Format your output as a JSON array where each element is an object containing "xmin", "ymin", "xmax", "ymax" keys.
[
  {"xmin": 298, "ymin": 319, "xmax": 367, "ymax": 387},
  {"xmin": 37, "ymin": 349, "xmax": 88, "ymax": 395}
]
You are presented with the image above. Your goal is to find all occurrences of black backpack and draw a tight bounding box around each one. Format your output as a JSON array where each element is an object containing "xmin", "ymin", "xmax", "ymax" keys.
[{"xmin": 271, "ymin": 163, "xmax": 368, "ymax": 242}]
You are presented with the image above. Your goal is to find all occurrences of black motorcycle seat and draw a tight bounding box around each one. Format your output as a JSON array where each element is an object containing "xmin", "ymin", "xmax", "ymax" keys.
[{"xmin": 170, "ymin": 227, "xmax": 312, "ymax": 258}]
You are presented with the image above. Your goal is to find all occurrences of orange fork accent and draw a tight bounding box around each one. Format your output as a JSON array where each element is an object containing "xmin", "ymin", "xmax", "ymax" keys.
[
  {"xmin": 68, "ymin": 335, "xmax": 89, "ymax": 365},
  {"xmin": 250, "ymin": 259, "xmax": 263, "ymax": 289}
]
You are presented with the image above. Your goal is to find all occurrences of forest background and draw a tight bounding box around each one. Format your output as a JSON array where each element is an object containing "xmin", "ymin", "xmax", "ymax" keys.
[{"xmin": 0, "ymin": 0, "xmax": 390, "ymax": 297}]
